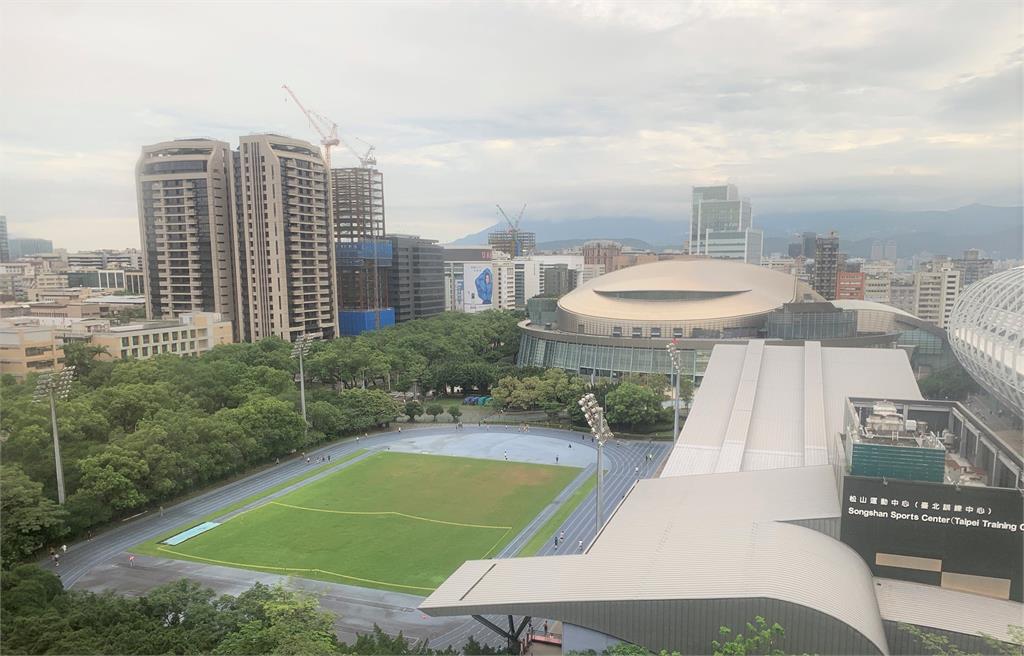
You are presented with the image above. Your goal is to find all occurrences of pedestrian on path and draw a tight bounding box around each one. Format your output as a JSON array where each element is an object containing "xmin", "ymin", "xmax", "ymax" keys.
[
  {"xmin": 61, "ymin": 544, "xmax": 67, "ymax": 553},
  {"xmin": 159, "ymin": 505, "xmax": 164, "ymax": 517},
  {"xmin": 578, "ymin": 540, "xmax": 583, "ymax": 552},
  {"xmin": 128, "ymin": 554, "xmax": 135, "ymax": 567},
  {"xmin": 276, "ymin": 457, "xmax": 280, "ymax": 465},
  {"xmin": 559, "ymin": 530, "xmax": 565, "ymax": 544},
  {"xmin": 634, "ymin": 466, "xmax": 639, "ymax": 476},
  {"xmin": 554, "ymin": 536, "xmax": 558, "ymax": 549},
  {"xmin": 543, "ymin": 621, "xmax": 548, "ymax": 636},
  {"xmin": 306, "ymin": 457, "xmax": 311, "ymax": 464},
  {"xmin": 555, "ymin": 455, "xmax": 559, "ymax": 464},
  {"xmin": 504, "ymin": 450, "xmax": 508, "ymax": 461}
]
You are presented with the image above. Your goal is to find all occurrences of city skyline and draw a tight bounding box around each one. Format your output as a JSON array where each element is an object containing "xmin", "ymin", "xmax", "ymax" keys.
[{"xmin": 1, "ymin": 2, "xmax": 1021, "ymax": 250}]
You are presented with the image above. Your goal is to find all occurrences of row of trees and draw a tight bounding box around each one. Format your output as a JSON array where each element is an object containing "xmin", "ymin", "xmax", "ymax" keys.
[
  {"xmin": 0, "ymin": 311, "xmax": 523, "ymax": 568},
  {"xmin": 0, "ymin": 566, "xmax": 501, "ymax": 655},
  {"xmin": 490, "ymin": 370, "xmax": 693, "ymax": 430}
]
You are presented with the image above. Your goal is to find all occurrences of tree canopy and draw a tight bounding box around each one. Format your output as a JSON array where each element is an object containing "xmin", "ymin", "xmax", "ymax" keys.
[{"xmin": 0, "ymin": 311, "xmax": 521, "ymax": 564}]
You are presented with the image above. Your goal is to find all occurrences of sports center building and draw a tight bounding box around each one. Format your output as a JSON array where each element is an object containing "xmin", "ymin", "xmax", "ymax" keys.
[
  {"xmin": 423, "ymin": 341, "xmax": 1023, "ymax": 655},
  {"xmin": 518, "ymin": 259, "xmax": 953, "ymax": 381}
]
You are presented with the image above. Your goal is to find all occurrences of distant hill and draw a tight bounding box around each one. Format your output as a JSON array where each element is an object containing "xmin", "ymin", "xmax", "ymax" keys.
[
  {"xmin": 535, "ymin": 238, "xmax": 656, "ymax": 251},
  {"xmin": 449, "ymin": 205, "xmax": 1022, "ymax": 259}
]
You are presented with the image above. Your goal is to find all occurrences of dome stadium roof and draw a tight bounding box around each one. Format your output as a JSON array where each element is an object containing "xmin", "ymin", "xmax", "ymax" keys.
[{"xmin": 557, "ymin": 259, "xmax": 822, "ymax": 322}]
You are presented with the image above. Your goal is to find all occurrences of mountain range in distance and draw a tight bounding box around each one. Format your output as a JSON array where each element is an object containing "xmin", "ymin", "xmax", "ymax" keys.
[{"xmin": 449, "ymin": 204, "xmax": 1023, "ymax": 260}]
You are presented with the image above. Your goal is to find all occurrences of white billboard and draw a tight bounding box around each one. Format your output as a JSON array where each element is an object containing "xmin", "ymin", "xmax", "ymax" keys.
[{"xmin": 463, "ymin": 263, "xmax": 494, "ymax": 313}]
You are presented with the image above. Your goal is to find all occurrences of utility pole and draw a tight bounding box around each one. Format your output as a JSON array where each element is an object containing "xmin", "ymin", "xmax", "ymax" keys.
[
  {"xmin": 32, "ymin": 366, "xmax": 76, "ymax": 504},
  {"xmin": 291, "ymin": 334, "xmax": 321, "ymax": 431},
  {"xmin": 578, "ymin": 393, "xmax": 613, "ymax": 534}
]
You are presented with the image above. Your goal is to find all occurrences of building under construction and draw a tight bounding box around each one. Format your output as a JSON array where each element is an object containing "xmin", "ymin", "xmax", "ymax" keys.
[
  {"xmin": 331, "ymin": 167, "xmax": 394, "ymax": 335},
  {"xmin": 488, "ymin": 229, "xmax": 536, "ymax": 257}
]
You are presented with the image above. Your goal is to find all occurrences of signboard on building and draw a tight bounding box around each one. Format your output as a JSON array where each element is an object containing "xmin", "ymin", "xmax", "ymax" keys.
[
  {"xmin": 463, "ymin": 263, "xmax": 494, "ymax": 313},
  {"xmin": 840, "ymin": 475, "xmax": 1023, "ymax": 601}
]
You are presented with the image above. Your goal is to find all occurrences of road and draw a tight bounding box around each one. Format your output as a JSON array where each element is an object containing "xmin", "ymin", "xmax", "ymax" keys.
[{"xmin": 58, "ymin": 425, "xmax": 671, "ymax": 648}]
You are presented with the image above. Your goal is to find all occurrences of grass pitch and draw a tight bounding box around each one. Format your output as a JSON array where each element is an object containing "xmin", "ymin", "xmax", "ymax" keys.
[{"xmin": 144, "ymin": 451, "xmax": 579, "ymax": 593}]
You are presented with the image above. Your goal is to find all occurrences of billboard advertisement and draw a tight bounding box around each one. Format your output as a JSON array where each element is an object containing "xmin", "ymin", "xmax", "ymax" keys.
[
  {"xmin": 840, "ymin": 475, "xmax": 1023, "ymax": 601},
  {"xmin": 463, "ymin": 263, "xmax": 494, "ymax": 313}
]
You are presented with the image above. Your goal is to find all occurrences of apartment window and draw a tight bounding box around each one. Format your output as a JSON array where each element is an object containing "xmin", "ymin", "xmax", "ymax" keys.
[
  {"xmin": 612, "ymin": 326, "xmax": 622, "ymax": 337},
  {"xmin": 632, "ymin": 327, "xmax": 643, "ymax": 338},
  {"xmin": 142, "ymin": 347, "xmax": 149, "ymax": 356},
  {"xmin": 132, "ymin": 335, "xmax": 139, "ymax": 345},
  {"xmin": 121, "ymin": 337, "xmax": 129, "ymax": 347},
  {"xmin": 673, "ymin": 327, "xmax": 684, "ymax": 338},
  {"xmin": 143, "ymin": 334, "xmax": 150, "ymax": 344}
]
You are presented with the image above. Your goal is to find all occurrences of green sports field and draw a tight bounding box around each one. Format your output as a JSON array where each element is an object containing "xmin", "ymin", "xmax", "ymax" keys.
[{"xmin": 141, "ymin": 452, "xmax": 579, "ymax": 593}]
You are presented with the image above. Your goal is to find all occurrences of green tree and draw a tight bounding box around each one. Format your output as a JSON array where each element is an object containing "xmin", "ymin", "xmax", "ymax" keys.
[
  {"xmin": 605, "ymin": 382, "xmax": 665, "ymax": 429},
  {"xmin": 447, "ymin": 405, "xmax": 462, "ymax": 422},
  {"xmin": 60, "ymin": 340, "xmax": 110, "ymax": 380},
  {"xmin": 0, "ymin": 466, "xmax": 66, "ymax": 567},
  {"xmin": 711, "ymin": 616, "xmax": 785, "ymax": 656},
  {"xmin": 214, "ymin": 584, "xmax": 340, "ymax": 655},
  {"xmin": 425, "ymin": 402, "xmax": 444, "ymax": 422},
  {"xmin": 404, "ymin": 400, "xmax": 424, "ymax": 422},
  {"xmin": 919, "ymin": 366, "xmax": 980, "ymax": 401}
]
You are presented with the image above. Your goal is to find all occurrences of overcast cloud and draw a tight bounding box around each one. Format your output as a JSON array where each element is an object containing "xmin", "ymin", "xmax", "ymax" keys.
[{"xmin": 0, "ymin": 1, "xmax": 1020, "ymax": 249}]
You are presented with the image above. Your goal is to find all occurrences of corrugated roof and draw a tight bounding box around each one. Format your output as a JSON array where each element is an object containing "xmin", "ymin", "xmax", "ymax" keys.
[
  {"xmin": 661, "ymin": 341, "xmax": 923, "ymax": 478},
  {"xmin": 422, "ymin": 466, "xmax": 888, "ymax": 653},
  {"xmin": 874, "ymin": 578, "xmax": 1023, "ymax": 643}
]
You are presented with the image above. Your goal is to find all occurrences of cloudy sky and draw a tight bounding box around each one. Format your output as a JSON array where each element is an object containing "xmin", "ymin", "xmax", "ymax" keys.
[{"xmin": 1, "ymin": 1, "xmax": 1020, "ymax": 249}]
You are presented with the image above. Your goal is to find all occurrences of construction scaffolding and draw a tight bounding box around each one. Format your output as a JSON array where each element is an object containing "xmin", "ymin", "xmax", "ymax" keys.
[{"xmin": 331, "ymin": 167, "xmax": 394, "ymax": 334}]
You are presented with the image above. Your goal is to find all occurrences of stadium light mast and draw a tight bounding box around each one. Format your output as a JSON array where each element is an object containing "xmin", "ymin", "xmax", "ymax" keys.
[
  {"xmin": 291, "ymin": 334, "xmax": 321, "ymax": 431},
  {"xmin": 578, "ymin": 393, "xmax": 613, "ymax": 534},
  {"xmin": 32, "ymin": 366, "xmax": 76, "ymax": 504},
  {"xmin": 666, "ymin": 340, "xmax": 686, "ymax": 443}
]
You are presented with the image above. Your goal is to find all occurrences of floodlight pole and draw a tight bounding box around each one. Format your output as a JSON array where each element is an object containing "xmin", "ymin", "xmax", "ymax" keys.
[
  {"xmin": 292, "ymin": 334, "xmax": 322, "ymax": 435},
  {"xmin": 298, "ymin": 347, "xmax": 308, "ymax": 428},
  {"xmin": 666, "ymin": 341, "xmax": 685, "ymax": 443},
  {"xmin": 47, "ymin": 386, "xmax": 66, "ymax": 504},
  {"xmin": 579, "ymin": 393, "xmax": 613, "ymax": 534}
]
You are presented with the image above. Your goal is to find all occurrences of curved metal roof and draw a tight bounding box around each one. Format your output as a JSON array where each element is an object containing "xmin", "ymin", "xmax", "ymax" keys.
[
  {"xmin": 557, "ymin": 259, "xmax": 822, "ymax": 322},
  {"xmin": 421, "ymin": 466, "xmax": 889, "ymax": 654}
]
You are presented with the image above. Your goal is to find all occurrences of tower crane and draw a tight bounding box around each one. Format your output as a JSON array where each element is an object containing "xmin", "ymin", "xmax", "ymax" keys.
[
  {"xmin": 496, "ymin": 203, "xmax": 527, "ymax": 256},
  {"xmin": 281, "ymin": 84, "xmax": 341, "ymax": 172}
]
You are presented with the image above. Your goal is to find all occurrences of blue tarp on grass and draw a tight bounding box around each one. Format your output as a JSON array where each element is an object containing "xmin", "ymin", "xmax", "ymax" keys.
[{"xmin": 163, "ymin": 521, "xmax": 220, "ymax": 545}]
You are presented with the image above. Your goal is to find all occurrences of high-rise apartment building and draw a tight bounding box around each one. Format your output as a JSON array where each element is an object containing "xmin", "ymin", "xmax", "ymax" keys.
[
  {"xmin": 688, "ymin": 184, "xmax": 757, "ymax": 260},
  {"xmin": 388, "ymin": 234, "xmax": 444, "ymax": 322},
  {"xmin": 951, "ymin": 248, "xmax": 994, "ymax": 288},
  {"xmin": 889, "ymin": 274, "xmax": 917, "ymax": 314},
  {"xmin": 331, "ymin": 167, "xmax": 393, "ymax": 335},
  {"xmin": 914, "ymin": 262, "xmax": 961, "ymax": 328},
  {"xmin": 136, "ymin": 139, "xmax": 239, "ymax": 329},
  {"xmin": 862, "ymin": 260, "xmax": 894, "ymax": 303},
  {"xmin": 0, "ymin": 216, "xmax": 9, "ymax": 263},
  {"xmin": 811, "ymin": 232, "xmax": 840, "ymax": 301},
  {"xmin": 233, "ymin": 134, "xmax": 338, "ymax": 341}
]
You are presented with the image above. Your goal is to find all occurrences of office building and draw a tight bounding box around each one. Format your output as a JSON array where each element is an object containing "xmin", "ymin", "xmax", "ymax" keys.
[
  {"xmin": 234, "ymin": 134, "xmax": 338, "ymax": 341},
  {"xmin": 862, "ymin": 261, "xmax": 895, "ymax": 303},
  {"xmin": 582, "ymin": 240, "xmax": 622, "ymax": 273},
  {"xmin": 0, "ymin": 319, "xmax": 63, "ymax": 380},
  {"xmin": 801, "ymin": 231, "xmax": 817, "ymax": 260},
  {"xmin": 8, "ymin": 237, "xmax": 53, "ymax": 259},
  {"xmin": 0, "ymin": 216, "xmax": 7, "ymax": 263},
  {"xmin": 444, "ymin": 246, "xmax": 491, "ymax": 312},
  {"xmin": 136, "ymin": 139, "xmax": 239, "ymax": 329},
  {"xmin": 914, "ymin": 263, "xmax": 961, "ymax": 329},
  {"xmin": 787, "ymin": 241, "xmax": 803, "ymax": 258},
  {"xmin": 67, "ymin": 249, "xmax": 142, "ymax": 270},
  {"xmin": 66, "ymin": 269, "xmax": 129, "ymax": 289},
  {"xmin": 388, "ymin": 234, "xmax": 444, "ymax": 322},
  {"xmin": 331, "ymin": 167, "xmax": 393, "ymax": 335},
  {"xmin": 812, "ymin": 232, "xmax": 840, "ymax": 300},
  {"xmin": 703, "ymin": 228, "xmax": 763, "ymax": 265},
  {"xmin": 541, "ymin": 263, "xmax": 575, "ymax": 297},
  {"xmin": 688, "ymin": 184, "xmax": 757, "ymax": 261},
  {"xmin": 93, "ymin": 311, "xmax": 232, "ymax": 361},
  {"xmin": 425, "ymin": 341, "xmax": 1023, "ymax": 654},
  {"xmin": 947, "ymin": 266, "xmax": 1023, "ymax": 416},
  {"xmin": 488, "ymin": 228, "xmax": 536, "ymax": 258},
  {"xmin": 951, "ymin": 248, "xmax": 994, "ymax": 288},
  {"xmin": 835, "ymin": 270, "xmax": 866, "ymax": 300}
]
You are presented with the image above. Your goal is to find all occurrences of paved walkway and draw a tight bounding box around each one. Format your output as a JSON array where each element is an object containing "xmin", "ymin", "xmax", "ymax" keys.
[{"xmin": 56, "ymin": 426, "xmax": 671, "ymax": 648}]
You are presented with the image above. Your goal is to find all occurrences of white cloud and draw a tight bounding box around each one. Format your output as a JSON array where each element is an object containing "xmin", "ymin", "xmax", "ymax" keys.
[{"xmin": 0, "ymin": 0, "xmax": 1019, "ymax": 249}]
